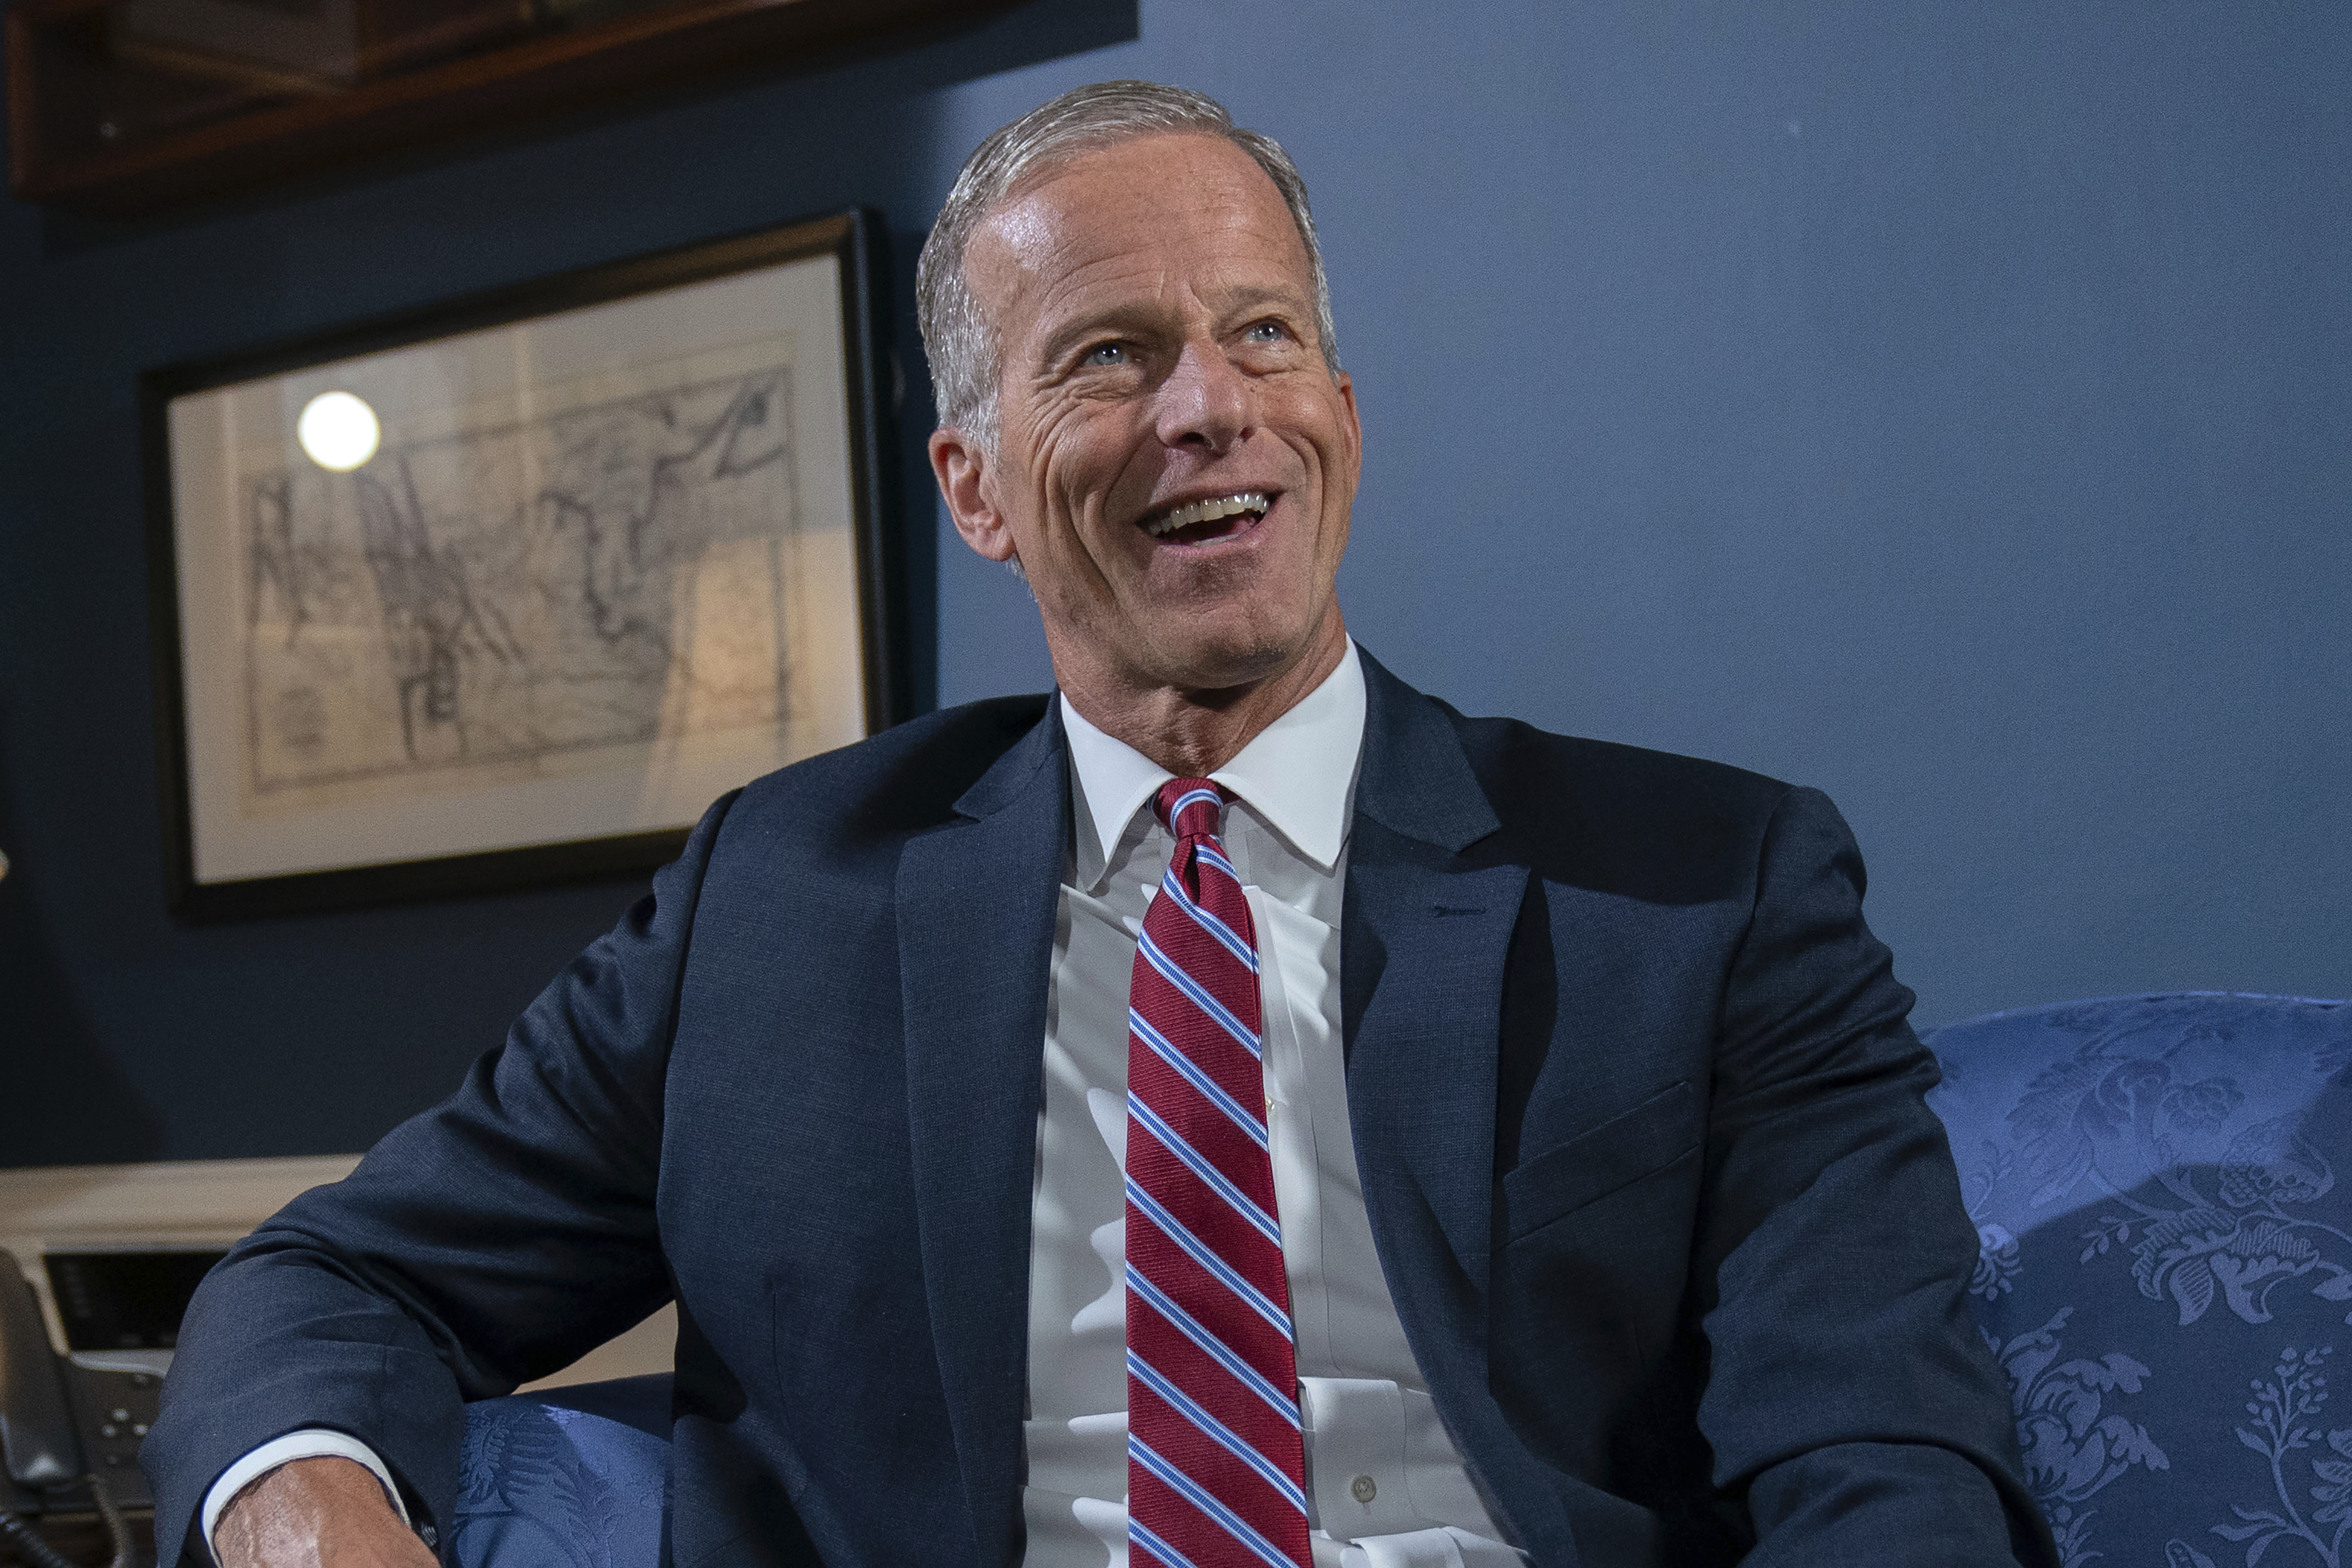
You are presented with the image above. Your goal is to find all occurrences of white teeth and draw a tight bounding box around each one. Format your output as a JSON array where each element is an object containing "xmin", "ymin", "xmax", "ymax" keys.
[{"xmin": 1145, "ymin": 491, "xmax": 1270, "ymax": 538}]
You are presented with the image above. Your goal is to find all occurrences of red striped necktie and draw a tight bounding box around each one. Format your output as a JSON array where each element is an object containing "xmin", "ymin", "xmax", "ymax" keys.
[{"xmin": 1125, "ymin": 779, "xmax": 1312, "ymax": 1568}]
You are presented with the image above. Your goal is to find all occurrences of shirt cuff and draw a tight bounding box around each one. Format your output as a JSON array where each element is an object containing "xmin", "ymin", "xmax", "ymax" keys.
[
  {"xmin": 1338, "ymin": 1525, "xmax": 1527, "ymax": 1568},
  {"xmin": 200, "ymin": 1428, "xmax": 412, "ymax": 1564}
]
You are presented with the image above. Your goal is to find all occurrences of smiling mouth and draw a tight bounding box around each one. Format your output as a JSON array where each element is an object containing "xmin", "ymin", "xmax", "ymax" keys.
[{"xmin": 1140, "ymin": 491, "xmax": 1271, "ymax": 545}]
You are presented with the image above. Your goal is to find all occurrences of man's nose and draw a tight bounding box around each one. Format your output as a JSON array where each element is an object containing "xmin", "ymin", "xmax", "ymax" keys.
[{"xmin": 1153, "ymin": 342, "xmax": 1252, "ymax": 453}]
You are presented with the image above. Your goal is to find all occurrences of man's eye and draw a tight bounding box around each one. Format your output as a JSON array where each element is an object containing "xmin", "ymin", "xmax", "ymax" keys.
[
  {"xmin": 1082, "ymin": 343, "xmax": 1130, "ymax": 367},
  {"xmin": 1244, "ymin": 321, "xmax": 1289, "ymax": 344}
]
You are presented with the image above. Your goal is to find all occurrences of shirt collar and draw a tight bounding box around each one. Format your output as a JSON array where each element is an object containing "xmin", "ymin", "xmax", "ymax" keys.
[{"xmin": 1061, "ymin": 640, "xmax": 1367, "ymax": 892}]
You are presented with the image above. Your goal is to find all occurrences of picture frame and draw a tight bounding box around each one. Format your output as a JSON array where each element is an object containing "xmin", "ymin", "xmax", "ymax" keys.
[
  {"xmin": 143, "ymin": 207, "xmax": 906, "ymax": 921},
  {"xmin": 6, "ymin": 0, "xmax": 1015, "ymax": 216}
]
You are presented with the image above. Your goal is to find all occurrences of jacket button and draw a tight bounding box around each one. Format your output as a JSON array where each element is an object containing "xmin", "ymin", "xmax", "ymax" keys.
[{"xmin": 1351, "ymin": 1475, "xmax": 1377, "ymax": 1504}]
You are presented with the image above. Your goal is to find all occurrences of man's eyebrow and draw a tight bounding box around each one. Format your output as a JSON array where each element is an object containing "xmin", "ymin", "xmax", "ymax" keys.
[
  {"xmin": 1036, "ymin": 305, "xmax": 1158, "ymax": 370},
  {"xmin": 1204, "ymin": 282, "xmax": 1313, "ymax": 321},
  {"xmin": 1033, "ymin": 284, "xmax": 1315, "ymax": 370}
]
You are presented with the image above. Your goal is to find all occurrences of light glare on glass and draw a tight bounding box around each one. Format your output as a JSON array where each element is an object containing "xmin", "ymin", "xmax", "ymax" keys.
[{"xmin": 297, "ymin": 391, "xmax": 381, "ymax": 471}]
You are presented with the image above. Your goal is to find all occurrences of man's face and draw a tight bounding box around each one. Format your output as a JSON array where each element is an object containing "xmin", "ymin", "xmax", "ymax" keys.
[{"xmin": 935, "ymin": 133, "xmax": 1361, "ymax": 701}]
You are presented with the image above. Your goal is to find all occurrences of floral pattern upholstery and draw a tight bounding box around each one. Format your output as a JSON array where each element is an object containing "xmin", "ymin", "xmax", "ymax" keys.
[
  {"xmin": 452, "ymin": 1373, "xmax": 670, "ymax": 1568},
  {"xmin": 1925, "ymin": 992, "xmax": 2352, "ymax": 1568},
  {"xmin": 451, "ymin": 992, "xmax": 2352, "ymax": 1567}
]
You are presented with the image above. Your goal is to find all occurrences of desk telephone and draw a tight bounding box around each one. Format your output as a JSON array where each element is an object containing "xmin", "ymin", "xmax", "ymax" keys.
[{"xmin": 2, "ymin": 1247, "xmax": 219, "ymax": 1568}]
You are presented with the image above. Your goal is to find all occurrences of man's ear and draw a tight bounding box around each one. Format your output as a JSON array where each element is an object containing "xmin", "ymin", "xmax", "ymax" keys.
[
  {"xmin": 1335, "ymin": 369, "xmax": 1364, "ymax": 482},
  {"xmin": 929, "ymin": 426, "xmax": 1017, "ymax": 563}
]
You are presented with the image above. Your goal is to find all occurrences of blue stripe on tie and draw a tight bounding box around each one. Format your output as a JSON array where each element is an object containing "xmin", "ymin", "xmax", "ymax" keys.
[
  {"xmin": 1130, "ymin": 1519, "xmax": 1204, "ymax": 1568},
  {"xmin": 1130, "ymin": 1010, "xmax": 1268, "ymax": 1150},
  {"xmin": 1127, "ymin": 1176, "xmax": 1293, "ymax": 1343},
  {"xmin": 1137, "ymin": 928, "xmax": 1260, "ymax": 1059},
  {"xmin": 1129, "ymin": 1093, "xmax": 1281, "ymax": 1246},
  {"xmin": 1160, "ymin": 866, "xmax": 1259, "ymax": 973},
  {"xmin": 1127, "ymin": 1264, "xmax": 1299, "ymax": 1427},
  {"xmin": 1195, "ymin": 843, "xmax": 1242, "ymax": 884},
  {"xmin": 1166, "ymin": 786, "xmax": 1224, "ymax": 828},
  {"xmin": 1129, "ymin": 1349, "xmax": 1307, "ymax": 1514},
  {"xmin": 1129, "ymin": 1436, "xmax": 1298, "ymax": 1568}
]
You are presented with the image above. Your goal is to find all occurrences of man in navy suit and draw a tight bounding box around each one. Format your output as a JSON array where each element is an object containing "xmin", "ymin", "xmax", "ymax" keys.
[{"xmin": 148, "ymin": 82, "xmax": 2055, "ymax": 1568}]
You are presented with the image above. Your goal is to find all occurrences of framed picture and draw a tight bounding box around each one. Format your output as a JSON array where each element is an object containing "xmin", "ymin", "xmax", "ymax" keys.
[
  {"xmin": 143, "ymin": 208, "xmax": 906, "ymax": 921},
  {"xmin": 8, "ymin": 0, "xmax": 1011, "ymax": 216}
]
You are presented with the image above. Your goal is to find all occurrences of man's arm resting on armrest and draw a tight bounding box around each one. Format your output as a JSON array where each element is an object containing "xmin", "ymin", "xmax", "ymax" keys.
[
  {"xmin": 1695, "ymin": 786, "xmax": 2058, "ymax": 1566},
  {"xmin": 144, "ymin": 792, "xmax": 740, "ymax": 1566},
  {"xmin": 211, "ymin": 1455, "xmax": 435, "ymax": 1568}
]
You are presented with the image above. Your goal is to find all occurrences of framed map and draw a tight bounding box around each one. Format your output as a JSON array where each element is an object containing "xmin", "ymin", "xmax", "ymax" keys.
[{"xmin": 144, "ymin": 210, "xmax": 904, "ymax": 920}]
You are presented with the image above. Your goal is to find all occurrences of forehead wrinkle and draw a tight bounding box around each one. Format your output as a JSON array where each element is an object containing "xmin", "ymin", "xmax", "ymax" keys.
[
  {"xmin": 971, "ymin": 132, "xmax": 1331, "ymax": 441},
  {"xmin": 974, "ymin": 221, "xmax": 1158, "ymax": 366},
  {"xmin": 982, "ymin": 143, "xmax": 1304, "ymax": 294}
]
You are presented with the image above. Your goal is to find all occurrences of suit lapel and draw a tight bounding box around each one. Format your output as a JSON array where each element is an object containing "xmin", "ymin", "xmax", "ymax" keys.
[
  {"xmin": 1342, "ymin": 658, "xmax": 1584, "ymax": 1564},
  {"xmin": 1344, "ymin": 856, "xmax": 1527, "ymax": 1285},
  {"xmin": 898, "ymin": 701, "xmax": 1069, "ymax": 1568},
  {"xmin": 1343, "ymin": 652, "xmax": 1523, "ymax": 1287}
]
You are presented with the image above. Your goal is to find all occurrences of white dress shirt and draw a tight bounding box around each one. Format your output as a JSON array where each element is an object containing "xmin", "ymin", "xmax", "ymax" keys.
[
  {"xmin": 208, "ymin": 642, "xmax": 1517, "ymax": 1568},
  {"xmin": 1027, "ymin": 642, "xmax": 1519, "ymax": 1568}
]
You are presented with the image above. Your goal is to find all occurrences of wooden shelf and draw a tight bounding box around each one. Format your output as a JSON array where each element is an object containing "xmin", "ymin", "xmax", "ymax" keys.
[
  {"xmin": 0, "ymin": 1157, "xmax": 671, "ymax": 1393},
  {"xmin": 7, "ymin": 0, "xmax": 1005, "ymax": 214}
]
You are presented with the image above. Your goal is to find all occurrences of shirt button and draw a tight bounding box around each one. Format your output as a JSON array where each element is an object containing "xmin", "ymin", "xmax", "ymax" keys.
[{"xmin": 1351, "ymin": 1475, "xmax": 1378, "ymax": 1505}]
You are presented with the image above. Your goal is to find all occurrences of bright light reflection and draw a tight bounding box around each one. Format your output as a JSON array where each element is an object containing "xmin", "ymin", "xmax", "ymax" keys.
[{"xmin": 297, "ymin": 391, "xmax": 381, "ymax": 471}]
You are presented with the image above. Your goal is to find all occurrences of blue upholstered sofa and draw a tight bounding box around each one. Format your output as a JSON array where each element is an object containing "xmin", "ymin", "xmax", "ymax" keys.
[
  {"xmin": 452, "ymin": 992, "xmax": 2352, "ymax": 1568},
  {"xmin": 449, "ymin": 1374, "xmax": 670, "ymax": 1568},
  {"xmin": 1926, "ymin": 992, "xmax": 2352, "ymax": 1568}
]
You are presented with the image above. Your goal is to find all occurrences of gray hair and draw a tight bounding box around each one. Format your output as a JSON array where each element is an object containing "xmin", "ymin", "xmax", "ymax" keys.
[{"xmin": 915, "ymin": 79, "xmax": 1341, "ymax": 455}]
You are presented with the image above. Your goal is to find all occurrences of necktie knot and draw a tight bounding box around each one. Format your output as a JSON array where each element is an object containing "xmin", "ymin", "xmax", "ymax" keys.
[{"xmin": 1154, "ymin": 778, "xmax": 1228, "ymax": 841}]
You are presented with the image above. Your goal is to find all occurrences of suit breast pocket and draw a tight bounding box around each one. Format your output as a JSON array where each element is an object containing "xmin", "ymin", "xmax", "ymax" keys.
[{"xmin": 1501, "ymin": 1080, "xmax": 1700, "ymax": 1243}]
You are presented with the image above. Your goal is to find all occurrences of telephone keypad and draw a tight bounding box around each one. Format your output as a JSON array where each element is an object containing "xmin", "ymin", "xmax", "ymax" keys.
[{"xmin": 59, "ymin": 1364, "xmax": 163, "ymax": 1509}]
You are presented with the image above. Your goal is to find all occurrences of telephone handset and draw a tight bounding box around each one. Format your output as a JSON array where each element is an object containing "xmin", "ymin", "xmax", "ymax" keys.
[
  {"xmin": 0, "ymin": 1256, "xmax": 135, "ymax": 1568},
  {"xmin": 0, "ymin": 1262, "xmax": 78, "ymax": 1493}
]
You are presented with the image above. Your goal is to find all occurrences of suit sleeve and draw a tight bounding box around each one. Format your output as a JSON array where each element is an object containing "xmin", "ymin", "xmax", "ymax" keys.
[
  {"xmin": 141, "ymin": 790, "xmax": 739, "ymax": 1567},
  {"xmin": 1692, "ymin": 786, "xmax": 2057, "ymax": 1568}
]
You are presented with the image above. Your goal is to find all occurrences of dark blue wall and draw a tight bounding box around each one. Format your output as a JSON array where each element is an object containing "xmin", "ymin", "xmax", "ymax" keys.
[{"xmin": 3, "ymin": 1, "xmax": 2345, "ymax": 1167}]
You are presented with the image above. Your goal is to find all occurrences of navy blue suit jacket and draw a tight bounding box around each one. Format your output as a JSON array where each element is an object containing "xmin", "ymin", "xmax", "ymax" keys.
[{"xmin": 147, "ymin": 651, "xmax": 2055, "ymax": 1567}]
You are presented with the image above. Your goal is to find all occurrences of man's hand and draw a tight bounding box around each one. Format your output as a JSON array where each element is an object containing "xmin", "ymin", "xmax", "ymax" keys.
[{"xmin": 212, "ymin": 1457, "xmax": 437, "ymax": 1568}]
